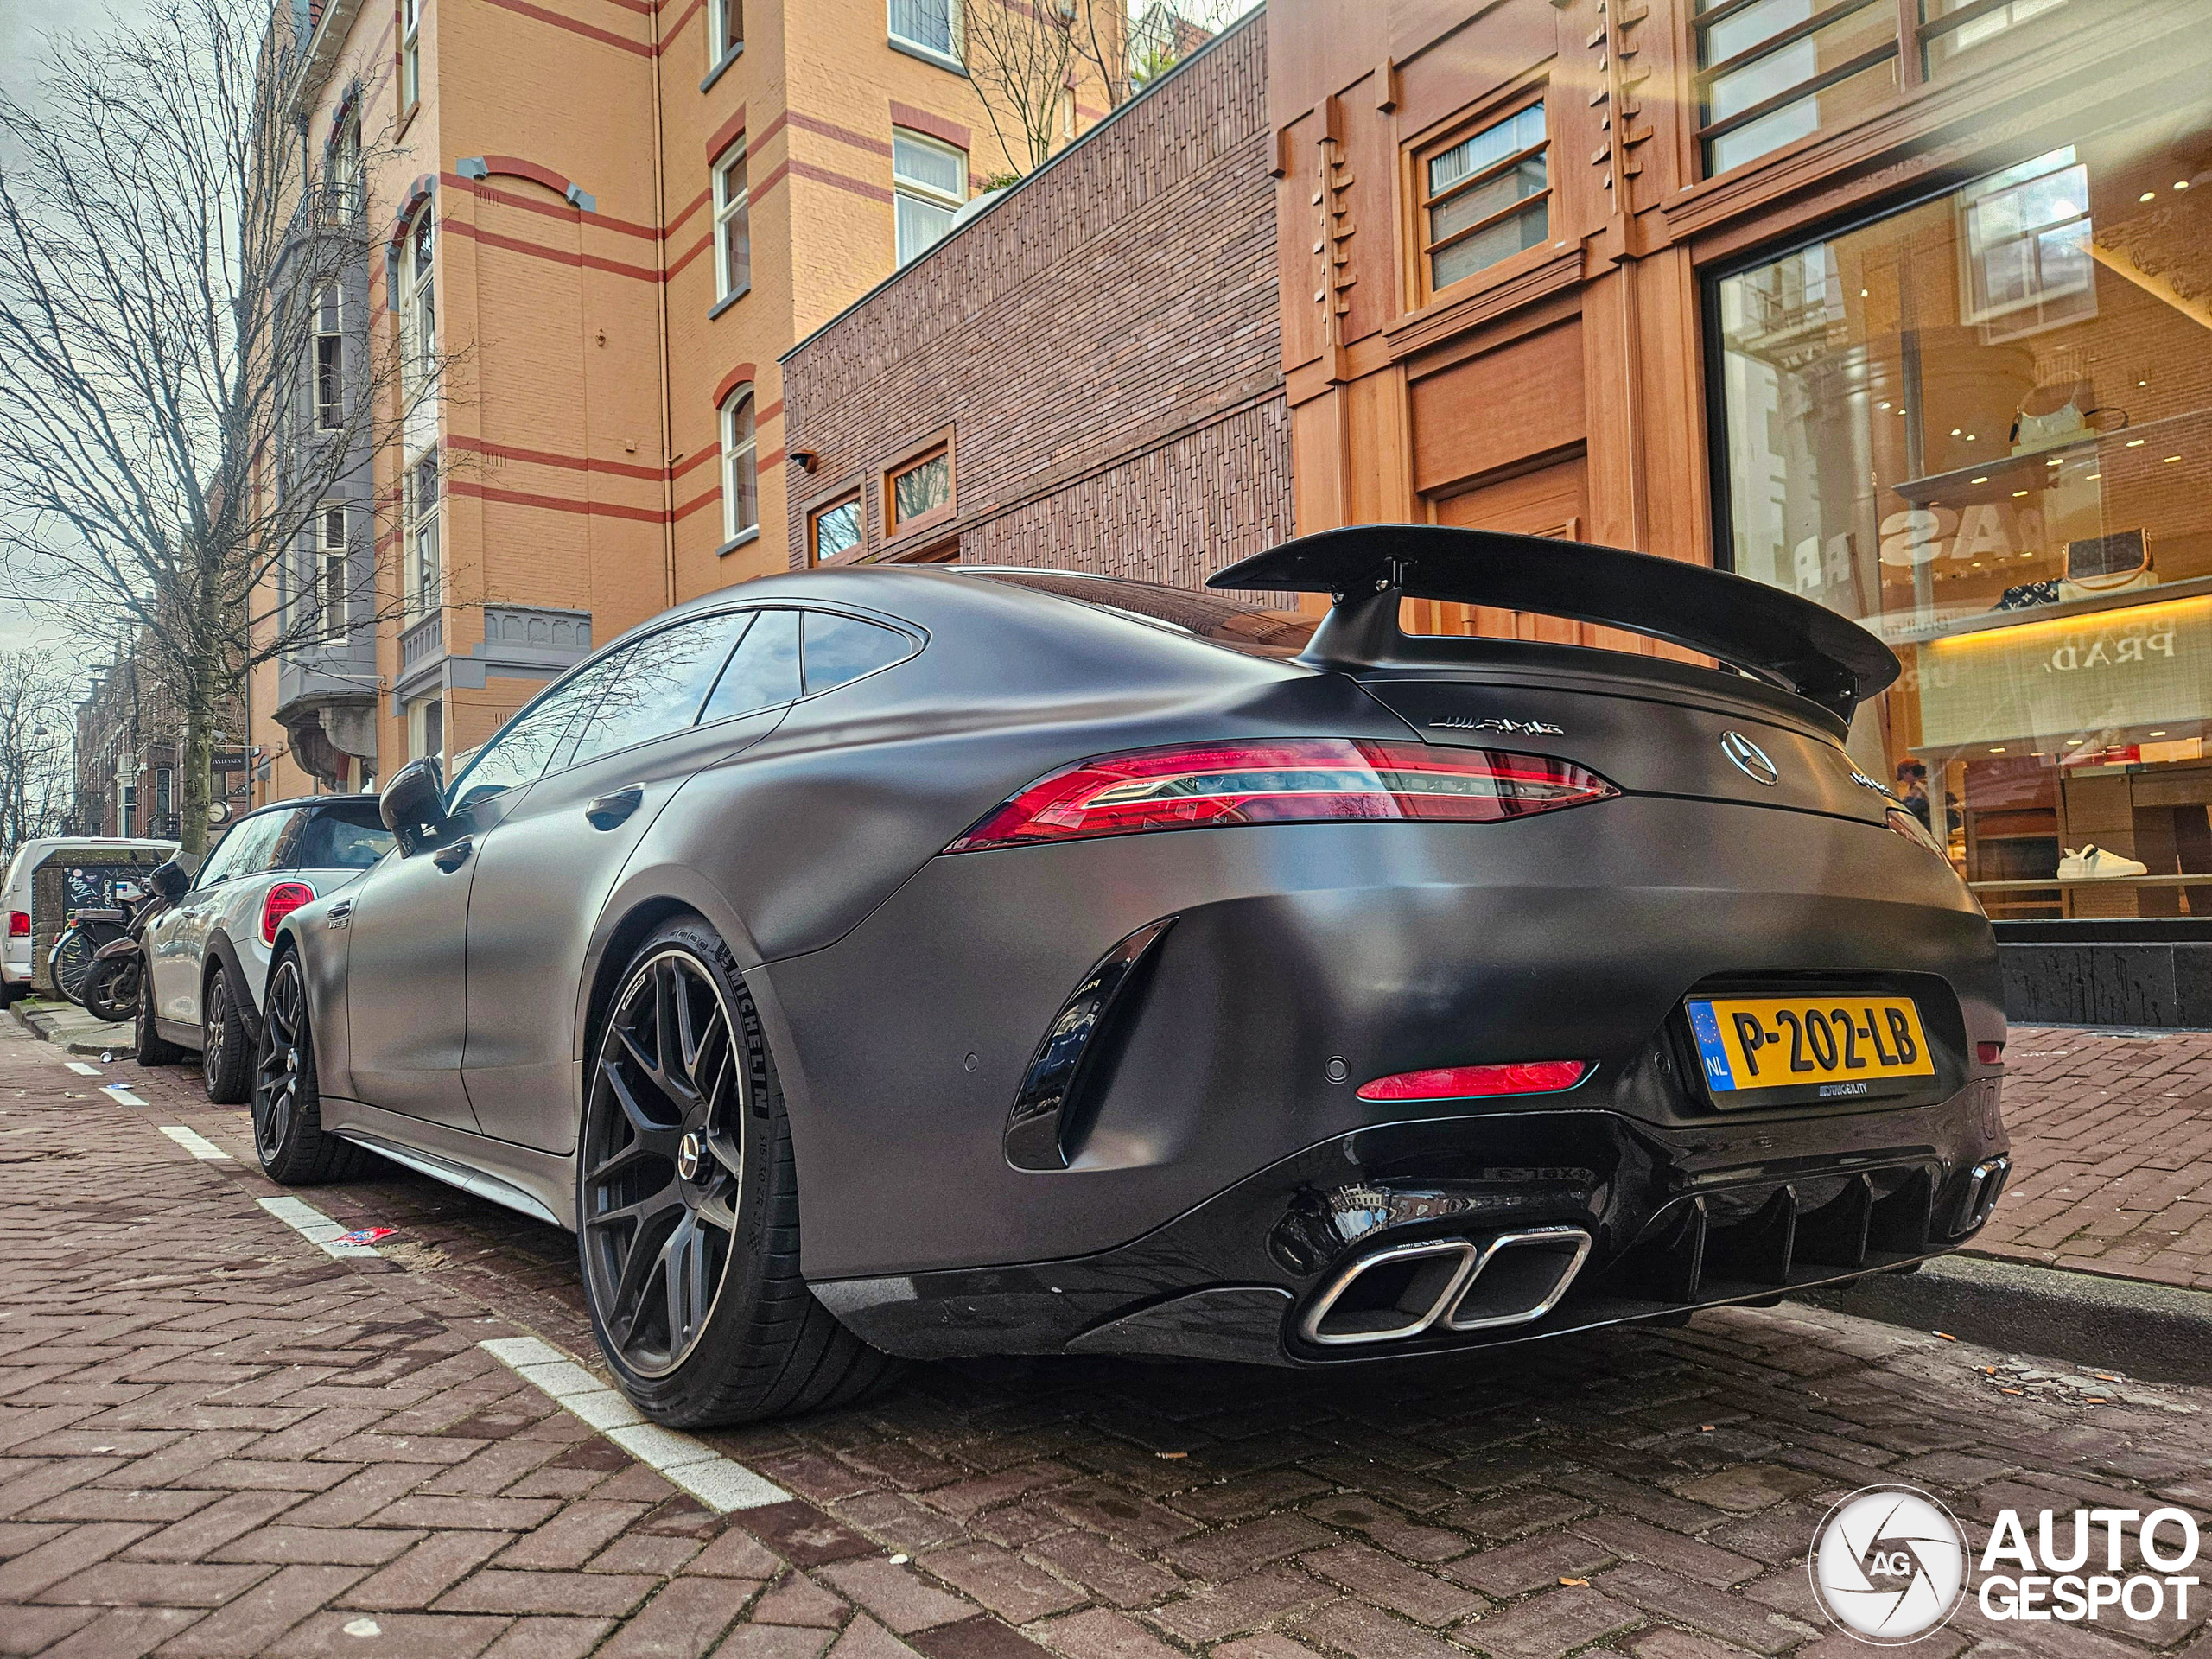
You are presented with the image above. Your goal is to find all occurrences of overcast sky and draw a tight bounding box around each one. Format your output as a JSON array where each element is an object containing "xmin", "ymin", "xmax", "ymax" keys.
[{"xmin": 0, "ymin": 0, "xmax": 153, "ymax": 665}]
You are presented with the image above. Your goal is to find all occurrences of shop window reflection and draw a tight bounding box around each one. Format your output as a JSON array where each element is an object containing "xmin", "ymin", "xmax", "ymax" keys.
[{"xmin": 1719, "ymin": 112, "xmax": 2212, "ymax": 918}]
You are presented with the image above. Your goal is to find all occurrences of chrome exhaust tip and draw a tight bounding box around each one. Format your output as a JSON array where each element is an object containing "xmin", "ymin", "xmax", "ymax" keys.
[
  {"xmin": 1956, "ymin": 1156, "xmax": 2010, "ymax": 1234},
  {"xmin": 1299, "ymin": 1225, "xmax": 1592, "ymax": 1347}
]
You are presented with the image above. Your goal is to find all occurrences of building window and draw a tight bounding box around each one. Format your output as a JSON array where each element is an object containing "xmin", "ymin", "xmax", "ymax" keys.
[
  {"xmin": 1923, "ymin": 0, "xmax": 2068, "ymax": 73},
  {"xmin": 121, "ymin": 784, "xmax": 136, "ymax": 837},
  {"xmin": 318, "ymin": 505, "xmax": 348, "ymax": 644},
  {"xmin": 893, "ymin": 130, "xmax": 966, "ymax": 265},
  {"xmin": 402, "ymin": 208, "xmax": 435, "ymax": 389},
  {"xmin": 401, "ymin": 0, "xmax": 423, "ymax": 110},
  {"xmin": 325, "ymin": 113, "xmax": 360, "ymax": 214},
  {"xmin": 888, "ymin": 0, "xmax": 957, "ymax": 62},
  {"xmin": 314, "ymin": 284, "xmax": 343, "ymax": 429},
  {"xmin": 887, "ymin": 442, "xmax": 951, "ymax": 535},
  {"xmin": 810, "ymin": 496, "xmax": 863, "ymax": 565},
  {"xmin": 156, "ymin": 768, "xmax": 172, "ymax": 823},
  {"xmin": 410, "ymin": 696, "xmax": 443, "ymax": 765},
  {"xmin": 714, "ymin": 145, "xmax": 750, "ymax": 303},
  {"xmin": 1695, "ymin": 0, "xmax": 1899, "ymax": 176},
  {"xmin": 721, "ymin": 385, "xmax": 758, "ymax": 543},
  {"xmin": 407, "ymin": 448, "xmax": 440, "ymax": 613},
  {"xmin": 1713, "ymin": 105, "xmax": 2212, "ymax": 922},
  {"xmin": 1419, "ymin": 100, "xmax": 1548, "ymax": 297},
  {"xmin": 709, "ymin": 0, "xmax": 742, "ymax": 63}
]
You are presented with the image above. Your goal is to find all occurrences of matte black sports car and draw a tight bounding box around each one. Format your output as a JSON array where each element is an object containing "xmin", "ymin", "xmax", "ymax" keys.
[{"xmin": 257, "ymin": 525, "xmax": 2008, "ymax": 1425}]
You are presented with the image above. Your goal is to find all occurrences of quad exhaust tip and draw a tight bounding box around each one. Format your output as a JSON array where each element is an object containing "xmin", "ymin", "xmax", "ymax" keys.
[{"xmin": 1299, "ymin": 1225, "xmax": 1593, "ymax": 1348}]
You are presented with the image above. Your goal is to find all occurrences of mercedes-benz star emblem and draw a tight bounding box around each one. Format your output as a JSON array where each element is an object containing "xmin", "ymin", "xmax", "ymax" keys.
[
  {"xmin": 677, "ymin": 1132, "xmax": 703, "ymax": 1183},
  {"xmin": 1808, "ymin": 1484, "xmax": 1968, "ymax": 1644},
  {"xmin": 1721, "ymin": 730, "xmax": 1780, "ymax": 785}
]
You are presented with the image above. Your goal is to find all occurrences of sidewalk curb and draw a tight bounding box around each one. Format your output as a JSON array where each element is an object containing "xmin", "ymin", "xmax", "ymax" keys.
[
  {"xmin": 1792, "ymin": 1251, "xmax": 2212, "ymax": 1387},
  {"xmin": 7, "ymin": 997, "xmax": 135, "ymax": 1057}
]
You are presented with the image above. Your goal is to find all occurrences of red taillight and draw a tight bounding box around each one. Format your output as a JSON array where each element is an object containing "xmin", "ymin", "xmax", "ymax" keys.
[
  {"xmin": 1357, "ymin": 1060, "xmax": 1589, "ymax": 1102},
  {"xmin": 261, "ymin": 881, "xmax": 315, "ymax": 944},
  {"xmin": 1977, "ymin": 1041, "xmax": 2004, "ymax": 1066},
  {"xmin": 944, "ymin": 740, "xmax": 1619, "ymax": 853},
  {"xmin": 5, "ymin": 911, "xmax": 26, "ymax": 938}
]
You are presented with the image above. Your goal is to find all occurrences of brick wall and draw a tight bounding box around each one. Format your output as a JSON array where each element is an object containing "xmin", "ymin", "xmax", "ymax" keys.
[{"xmin": 780, "ymin": 12, "xmax": 1288, "ymax": 591}]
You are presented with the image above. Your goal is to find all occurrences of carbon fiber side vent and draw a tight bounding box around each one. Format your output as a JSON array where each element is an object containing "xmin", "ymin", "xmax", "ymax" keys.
[{"xmin": 1004, "ymin": 918, "xmax": 1175, "ymax": 1172}]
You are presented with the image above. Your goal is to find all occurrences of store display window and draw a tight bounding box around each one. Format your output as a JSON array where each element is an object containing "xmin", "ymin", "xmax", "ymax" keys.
[{"xmin": 1717, "ymin": 108, "xmax": 2212, "ymax": 918}]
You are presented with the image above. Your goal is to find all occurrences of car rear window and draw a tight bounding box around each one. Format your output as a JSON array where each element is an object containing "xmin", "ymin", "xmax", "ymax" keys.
[
  {"xmin": 963, "ymin": 569, "xmax": 1316, "ymax": 655},
  {"xmin": 292, "ymin": 805, "xmax": 396, "ymax": 870}
]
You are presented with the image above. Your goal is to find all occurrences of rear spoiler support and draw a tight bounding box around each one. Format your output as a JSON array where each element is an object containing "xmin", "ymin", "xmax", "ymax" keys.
[{"xmin": 1207, "ymin": 525, "xmax": 1897, "ymax": 724}]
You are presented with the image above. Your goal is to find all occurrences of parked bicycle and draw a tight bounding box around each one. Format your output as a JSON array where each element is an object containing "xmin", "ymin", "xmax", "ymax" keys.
[{"xmin": 47, "ymin": 888, "xmax": 140, "ymax": 1007}]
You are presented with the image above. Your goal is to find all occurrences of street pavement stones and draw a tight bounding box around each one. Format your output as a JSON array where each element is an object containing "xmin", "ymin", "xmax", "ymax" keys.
[{"xmin": 3, "ymin": 1014, "xmax": 2212, "ymax": 1656}]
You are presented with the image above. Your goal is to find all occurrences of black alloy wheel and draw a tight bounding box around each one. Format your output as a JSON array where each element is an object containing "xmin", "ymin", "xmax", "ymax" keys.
[
  {"xmin": 581, "ymin": 947, "xmax": 747, "ymax": 1380},
  {"xmin": 575, "ymin": 916, "xmax": 899, "ymax": 1426},
  {"xmin": 203, "ymin": 966, "xmax": 252, "ymax": 1104},
  {"xmin": 252, "ymin": 953, "xmax": 365, "ymax": 1183}
]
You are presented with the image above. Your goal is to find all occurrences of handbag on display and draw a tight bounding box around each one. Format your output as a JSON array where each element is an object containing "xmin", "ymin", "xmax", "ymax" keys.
[{"xmin": 2009, "ymin": 377, "xmax": 2126, "ymax": 455}]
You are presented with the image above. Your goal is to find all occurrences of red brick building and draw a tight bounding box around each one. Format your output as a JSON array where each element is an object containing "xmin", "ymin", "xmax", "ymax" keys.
[{"xmin": 779, "ymin": 13, "xmax": 1287, "ymax": 585}]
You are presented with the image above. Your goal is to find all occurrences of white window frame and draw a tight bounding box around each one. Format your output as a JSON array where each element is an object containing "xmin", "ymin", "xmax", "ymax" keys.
[
  {"xmin": 313, "ymin": 284, "xmax": 343, "ymax": 430},
  {"xmin": 887, "ymin": 0, "xmax": 961, "ymax": 64},
  {"xmin": 721, "ymin": 385, "xmax": 759, "ymax": 543},
  {"xmin": 402, "ymin": 208, "xmax": 435, "ymax": 391},
  {"xmin": 401, "ymin": 0, "xmax": 423, "ymax": 110},
  {"xmin": 709, "ymin": 0, "xmax": 743, "ymax": 66},
  {"xmin": 892, "ymin": 129, "xmax": 967, "ymax": 266},
  {"xmin": 326, "ymin": 114, "xmax": 360, "ymax": 214},
  {"xmin": 408, "ymin": 696, "xmax": 443, "ymax": 765},
  {"xmin": 406, "ymin": 448, "xmax": 440, "ymax": 616},
  {"xmin": 713, "ymin": 144, "xmax": 750, "ymax": 304},
  {"xmin": 317, "ymin": 504, "xmax": 348, "ymax": 645}
]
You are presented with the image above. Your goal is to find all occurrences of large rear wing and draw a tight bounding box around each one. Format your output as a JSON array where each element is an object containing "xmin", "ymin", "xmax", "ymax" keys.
[{"xmin": 1208, "ymin": 524, "xmax": 1897, "ymax": 723}]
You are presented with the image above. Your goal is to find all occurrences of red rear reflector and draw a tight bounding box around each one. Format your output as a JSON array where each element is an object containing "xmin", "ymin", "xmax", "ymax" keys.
[
  {"xmin": 5, "ymin": 911, "xmax": 25, "ymax": 938},
  {"xmin": 1357, "ymin": 1059, "xmax": 1588, "ymax": 1103},
  {"xmin": 1977, "ymin": 1041, "xmax": 2004, "ymax": 1065},
  {"xmin": 261, "ymin": 881, "xmax": 315, "ymax": 944},
  {"xmin": 945, "ymin": 740, "xmax": 1619, "ymax": 853}
]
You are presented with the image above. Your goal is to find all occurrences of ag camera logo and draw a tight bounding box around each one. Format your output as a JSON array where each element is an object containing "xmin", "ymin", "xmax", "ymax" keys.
[{"xmin": 1808, "ymin": 1485, "xmax": 1968, "ymax": 1644}]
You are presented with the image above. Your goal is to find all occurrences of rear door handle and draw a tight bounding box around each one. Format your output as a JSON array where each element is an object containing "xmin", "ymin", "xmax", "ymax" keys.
[
  {"xmin": 432, "ymin": 837, "xmax": 474, "ymax": 873},
  {"xmin": 586, "ymin": 786, "xmax": 644, "ymax": 830}
]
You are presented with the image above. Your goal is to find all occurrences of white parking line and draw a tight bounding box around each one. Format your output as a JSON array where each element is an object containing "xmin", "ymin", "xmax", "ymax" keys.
[
  {"xmin": 100, "ymin": 1084, "xmax": 147, "ymax": 1106},
  {"xmin": 256, "ymin": 1194, "xmax": 383, "ymax": 1258},
  {"xmin": 480, "ymin": 1336, "xmax": 788, "ymax": 1511},
  {"xmin": 159, "ymin": 1125, "xmax": 233, "ymax": 1161},
  {"xmin": 64, "ymin": 1061, "xmax": 100, "ymax": 1076}
]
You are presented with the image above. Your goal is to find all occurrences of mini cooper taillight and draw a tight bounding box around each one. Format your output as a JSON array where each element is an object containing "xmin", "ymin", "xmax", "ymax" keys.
[
  {"xmin": 944, "ymin": 740, "xmax": 1619, "ymax": 852},
  {"xmin": 261, "ymin": 881, "xmax": 315, "ymax": 944},
  {"xmin": 1357, "ymin": 1060, "xmax": 1589, "ymax": 1102}
]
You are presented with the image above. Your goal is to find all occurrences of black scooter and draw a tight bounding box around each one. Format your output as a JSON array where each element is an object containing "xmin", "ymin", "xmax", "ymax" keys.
[{"xmin": 80, "ymin": 859, "xmax": 190, "ymax": 1025}]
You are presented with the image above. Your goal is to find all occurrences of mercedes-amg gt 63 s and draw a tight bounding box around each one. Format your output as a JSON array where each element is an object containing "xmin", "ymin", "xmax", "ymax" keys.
[{"xmin": 255, "ymin": 525, "xmax": 2007, "ymax": 1424}]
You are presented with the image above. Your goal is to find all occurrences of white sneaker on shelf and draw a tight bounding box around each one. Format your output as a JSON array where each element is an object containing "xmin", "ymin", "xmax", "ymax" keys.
[{"xmin": 2056, "ymin": 844, "xmax": 2149, "ymax": 880}]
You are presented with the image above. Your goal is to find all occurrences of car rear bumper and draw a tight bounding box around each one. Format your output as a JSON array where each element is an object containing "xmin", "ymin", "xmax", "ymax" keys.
[
  {"xmin": 759, "ymin": 799, "xmax": 2005, "ymax": 1283},
  {"xmin": 813, "ymin": 1077, "xmax": 2008, "ymax": 1365}
]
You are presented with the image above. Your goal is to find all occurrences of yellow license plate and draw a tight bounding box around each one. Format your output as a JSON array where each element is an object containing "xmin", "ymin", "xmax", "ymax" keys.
[{"xmin": 1687, "ymin": 995, "xmax": 1934, "ymax": 1101}]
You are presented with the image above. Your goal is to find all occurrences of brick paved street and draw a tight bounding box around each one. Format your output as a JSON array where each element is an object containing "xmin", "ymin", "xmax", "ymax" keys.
[
  {"xmin": 4, "ymin": 1014, "xmax": 2211, "ymax": 1658},
  {"xmin": 1973, "ymin": 1026, "xmax": 2212, "ymax": 1292}
]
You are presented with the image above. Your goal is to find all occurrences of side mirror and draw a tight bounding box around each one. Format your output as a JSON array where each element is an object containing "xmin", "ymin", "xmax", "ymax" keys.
[
  {"xmin": 379, "ymin": 757, "xmax": 451, "ymax": 855},
  {"xmin": 148, "ymin": 860, "xmax": 190, "ymax": 900}
]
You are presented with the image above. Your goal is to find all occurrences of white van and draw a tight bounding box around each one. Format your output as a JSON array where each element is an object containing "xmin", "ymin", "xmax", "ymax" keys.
[{"xmin": 1, "ymin": 836, "xmax": 180, "ymax": 999}]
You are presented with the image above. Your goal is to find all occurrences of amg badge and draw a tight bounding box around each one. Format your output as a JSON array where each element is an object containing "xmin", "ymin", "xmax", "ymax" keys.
[{"xmin": 1430, "ymin": 716, "xmax": 1565, "ymax": 736}]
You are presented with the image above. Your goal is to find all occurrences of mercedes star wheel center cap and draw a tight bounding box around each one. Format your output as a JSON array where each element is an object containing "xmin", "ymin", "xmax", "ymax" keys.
[{"xmin": 677, "ymin": 1131, "xmax": 703, "ymax": 1183}]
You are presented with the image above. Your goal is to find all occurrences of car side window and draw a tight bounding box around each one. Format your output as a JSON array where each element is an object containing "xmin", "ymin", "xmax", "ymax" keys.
[
  {"xmin": 564, "ymin": 612, "xmax": 752, "ymax": 767},
  {"xmin": 196, "ymin": 811, "xmax": 292, "ymax": 887},
  {"xmin": 698, "ymin": 608, "xmax": 800, "ymax": 722},
  {"xmin": 292, "ymin": 806, "xmax": 397, "ymax": 870},
  {"xmin": 447, "ymin": 657, "xmax": 626, "ymax": 811},
  {"xmin": 804, "ymin": 611, "xmax": 913, "ymax": 696}
]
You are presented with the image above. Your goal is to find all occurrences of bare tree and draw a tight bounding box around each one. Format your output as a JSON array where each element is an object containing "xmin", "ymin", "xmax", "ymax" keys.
[
  {"xmin": 963, "ymin": 0, "xmax": 1084, "ymax": 175},
  {"xmin": 0, "ymin": 0, "xmax": 444, "ymax": 857},
  {"xmin": 0, "ymin": 647, "xmax": 75, "ymax": 857}
]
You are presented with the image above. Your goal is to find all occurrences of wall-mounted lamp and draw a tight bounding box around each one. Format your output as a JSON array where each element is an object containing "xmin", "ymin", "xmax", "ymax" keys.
[{"xmin": 791, "ymin": 448, "xmax": 819, "ymax": 473}]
